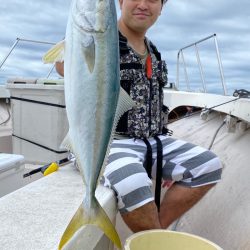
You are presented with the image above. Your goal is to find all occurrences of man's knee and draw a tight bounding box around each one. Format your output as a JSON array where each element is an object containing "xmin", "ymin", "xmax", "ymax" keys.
[
  {"xmin": 180, "ymin": 154, "xmax": 223, "ymax": 187},
  {"xmin": 101, "ymin": 162, "xmax": 154, "ymax": 213},
  {"xmin": 190, "ymin": 183, "xmax": 216, "ymax": 199},
  {"xmin": 121, "ymin": 201, "xmax": 162, "ymax": 232},
  {"xmin": 169, "ymin": 182, "xmax": 216, "ymax": 204}
]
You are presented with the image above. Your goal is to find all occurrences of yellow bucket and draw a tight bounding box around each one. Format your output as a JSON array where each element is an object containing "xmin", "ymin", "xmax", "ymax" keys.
[{"xmin": 124, "ymin": 230, "xmax": 223, "ymax": 250}]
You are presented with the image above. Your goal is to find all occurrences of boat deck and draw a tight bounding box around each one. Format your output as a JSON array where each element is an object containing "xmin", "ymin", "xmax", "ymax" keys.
[{"xmin": 1, "ymin": 89, "xmax": 250, "ymax": 249}]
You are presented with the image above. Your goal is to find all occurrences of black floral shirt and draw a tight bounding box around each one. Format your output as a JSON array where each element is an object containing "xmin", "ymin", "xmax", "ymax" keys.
[{"xmin": 116, "ymin": 32, "xmax": 168, "ymax": 139}]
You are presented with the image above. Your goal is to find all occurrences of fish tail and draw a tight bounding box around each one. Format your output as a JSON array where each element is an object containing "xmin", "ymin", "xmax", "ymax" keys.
[
  {"xmin": 92, "ymin": 197, "xmax": 122, "ymax": 249},
  {"xmin": 58, "ymin": 198, "xmax": 122, "ymax": 249},
  {"xmin": 58, "ymin": 204, "xmax": 84, "ymax": 250}
]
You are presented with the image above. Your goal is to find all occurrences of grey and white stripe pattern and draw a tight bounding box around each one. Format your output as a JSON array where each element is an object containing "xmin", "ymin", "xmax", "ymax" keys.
[{"xmin": 101, "ymin": 135, "xmax": 222, "ymax": 213}]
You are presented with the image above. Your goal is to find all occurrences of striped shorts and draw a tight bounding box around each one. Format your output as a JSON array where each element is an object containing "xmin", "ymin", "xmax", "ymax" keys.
[{"xmin": 100, "ymin": 135, "xmax": 222, "ymax": 213}]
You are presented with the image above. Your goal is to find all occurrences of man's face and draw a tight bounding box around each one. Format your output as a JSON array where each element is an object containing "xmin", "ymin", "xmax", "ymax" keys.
[{"xmin": 119, "ymin": 0, "xmax": 162, "ymax": 33}]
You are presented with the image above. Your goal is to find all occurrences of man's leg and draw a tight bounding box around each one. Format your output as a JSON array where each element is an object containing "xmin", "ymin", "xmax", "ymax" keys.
[
  {"xmin": 159, "ymin": 183, "xmax": 215, "ymax": 228},
  {"xmin": 121, "ymin": 201, "xmax": 161, "ymax": 232},
  {"xmin": 103, "ymin": 137, "xmax": 222, "ymax": 232},
  {"xmin": 158, "ymin": 135, "xmax": 222, "ymax": 228},
  {"xmin": 101, "ymin": 138, "xmax": 160, "ymax": 232},
  {"xmin": 120, "ymin": 182, "xmax": 215, "ymax": 232}
]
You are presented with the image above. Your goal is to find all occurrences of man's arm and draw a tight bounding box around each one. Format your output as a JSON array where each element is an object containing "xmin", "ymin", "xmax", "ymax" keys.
[{"xmin": 56, "ymin": 61, "xmax": 64, "ymax": 77}]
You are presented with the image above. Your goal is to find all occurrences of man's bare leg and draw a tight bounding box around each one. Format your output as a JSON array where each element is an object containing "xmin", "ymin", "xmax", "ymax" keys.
[
  {"xmin": 121, "ymin": 201, "xmax": 161, "ymax": 232},
  {"xmin": 159, "ymin": 183, "xmax": 215, "ymax": 228},
  {"xmin": 121, "ymin": 183, "xmax": 215, "ymax": 232}
]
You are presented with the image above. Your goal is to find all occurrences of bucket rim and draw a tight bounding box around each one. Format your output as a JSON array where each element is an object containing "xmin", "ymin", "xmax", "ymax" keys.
[{"xmin": 124, "ymin": 229, "xmax": 223, "ymax": 250}]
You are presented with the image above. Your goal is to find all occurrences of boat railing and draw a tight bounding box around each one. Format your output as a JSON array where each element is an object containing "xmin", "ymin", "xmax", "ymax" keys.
[
  {"xmin": 176, "ymin": 34, "xmax": 227, "ymax": 95},
  {"xmin": 0, "ymin": 38, "xmax": 56, "ymax": 79}
]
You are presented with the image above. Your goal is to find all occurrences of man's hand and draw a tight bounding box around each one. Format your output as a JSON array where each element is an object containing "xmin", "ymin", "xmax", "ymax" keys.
[{"xmin": 56, "ymin": 61, "xmax": 64, "ymax": 77}]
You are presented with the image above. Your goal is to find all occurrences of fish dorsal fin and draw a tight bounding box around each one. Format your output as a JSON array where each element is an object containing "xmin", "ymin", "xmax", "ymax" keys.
[
  {"xmin": 43, "ymin": 40, "xmax": 65, "ymax": 64},
  {"xmin": 82, "ymin": 37, "xmax": 95, "ymax": 73}
]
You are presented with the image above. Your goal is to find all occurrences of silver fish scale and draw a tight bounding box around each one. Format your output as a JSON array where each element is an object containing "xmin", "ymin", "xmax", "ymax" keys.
[{"xmin": 64, "ymin": 0, "xmax": 119, "ymax": 198}]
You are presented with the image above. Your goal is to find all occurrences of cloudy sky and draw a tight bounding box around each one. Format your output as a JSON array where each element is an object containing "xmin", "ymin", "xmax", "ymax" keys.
[{"xmin": 0, "ymin": 0, "xmax": 249, "ymax": 95}]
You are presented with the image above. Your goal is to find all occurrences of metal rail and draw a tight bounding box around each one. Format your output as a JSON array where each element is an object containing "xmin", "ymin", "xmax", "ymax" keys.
[
  {"xmin": 176, "ymin": 34, "xmax": 227, "ymax": 95},
  {"xmin": 0, "ymin": 38, "xmax": 56, "ymax": 78}
]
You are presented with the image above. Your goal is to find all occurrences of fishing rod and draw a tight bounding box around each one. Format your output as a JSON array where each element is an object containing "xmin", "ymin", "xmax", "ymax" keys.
[{"xmin": 23, "ymin": 154, "xmax": 74, "ymax": 178}]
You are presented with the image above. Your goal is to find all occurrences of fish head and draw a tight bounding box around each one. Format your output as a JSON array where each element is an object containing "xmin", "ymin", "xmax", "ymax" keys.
[{"xmin": 72, "ymin": 0, "xmax": 113, "ymax": 34}]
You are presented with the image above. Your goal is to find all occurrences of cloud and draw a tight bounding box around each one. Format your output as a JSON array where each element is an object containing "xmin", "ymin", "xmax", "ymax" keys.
[
  {"xmin": 0, "ymin": 0, "xmax": 249, "ymax": 95},
  {"xmin": 0, "ymin": 0, "xmax": 71, "ymax": 83},
  {"xmin": 147, "ymin": 0, "xmax": 250, "ymax": 94}
]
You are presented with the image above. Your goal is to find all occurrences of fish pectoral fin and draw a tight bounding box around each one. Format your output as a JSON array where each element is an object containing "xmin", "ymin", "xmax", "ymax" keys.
[
  {"xmin": 43, "ymin": 39, "xmax": 65, "ymax": 64},
  {"xmin": 82, "ymin": 37, "xmax": 95, "ymax": 73},
  {"xmin": 58, "ymin": 199, "xmax": 122, "ymax": 250}
]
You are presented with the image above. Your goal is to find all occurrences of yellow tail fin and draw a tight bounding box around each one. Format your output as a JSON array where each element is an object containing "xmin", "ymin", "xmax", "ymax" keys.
[
  {"xmin": 58, "ymin": 198, "xmax": 121, "ymax": 249},
  {"xmin": 93, "ymin": 199, "xmax": 122, "ymax": 249}
]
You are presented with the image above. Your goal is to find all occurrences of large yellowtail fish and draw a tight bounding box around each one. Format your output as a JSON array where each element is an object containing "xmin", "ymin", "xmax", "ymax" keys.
[{"xmin": 43, "ymin": 0, "xmax": 134, "ymax": 249}]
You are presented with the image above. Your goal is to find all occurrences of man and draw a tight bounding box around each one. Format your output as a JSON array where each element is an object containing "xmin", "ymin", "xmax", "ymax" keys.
[{"xmin": 56, "ymin": 0, "xmax": 222, "ymax": 233}]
